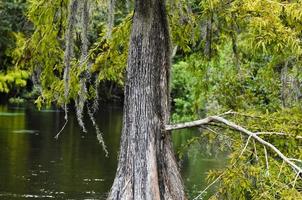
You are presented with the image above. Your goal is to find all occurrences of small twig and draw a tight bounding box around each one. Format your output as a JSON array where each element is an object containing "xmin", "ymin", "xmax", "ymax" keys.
[
  {"xmin": 207, "ymin": 122, "xmax": 227, "ymax": 129},
  {"xmin": 278, "ymin": 161, "xmax": 285, "ymax": 179},
  {"xmin": 55, "ymin": 104, "xmax": 68, "ymax": 139},
  {"xmin": 193, "ymin": 173, "xmax": 224, "ymax": 200},
  {"xmin": 204, "ymin": 126, "xmax": 219, "ymax": 135},
  {"xmin": 289, "ymin": 158, "xmax": 302, "ymax": 164},
  {"xmin": 292, "ymin": 172, "xmax": 300, "ymax": 188},
  {"xmin": 253, "ymin": 139, "xmax": 259, "ymax": 161},
  {"xmin": 55, "ymin": 119, "xmax": 68, "ymax": 139},
  {"xmin": 239, "ymin": 135, "xmax": 252, "ymax": 157},
  {"xmin": 256, "ymin": 132, "xmax": 302, "ymax": 139},
  {"xmin": 220, "ymin": 111, "xmax": 260, "ymax": 118},
  {"xmin": 272, "ymin": 160, "xmax": 286, "ymax": 199},
  {"xmin": 203, "ymin": 126, "xmax": 235, "ymax": 142},
  {"xmin": 217, "ymin": 110, "xmax": 233, "ymax": 116},
  {"xmin": 264, "ymin": 146, "xmax": 269, "ymax": 176}
]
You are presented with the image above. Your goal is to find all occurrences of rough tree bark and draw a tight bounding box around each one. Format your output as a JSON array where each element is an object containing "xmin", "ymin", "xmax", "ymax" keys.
[{"xmin": 107, "ymin": 0, "xmax": 185, "ymax": 199}]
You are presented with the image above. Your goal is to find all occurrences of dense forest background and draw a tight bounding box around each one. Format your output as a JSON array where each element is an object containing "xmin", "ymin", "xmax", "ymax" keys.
[{"xmin": 0, "ymin": 0, "xmax": 302, "ymax": 199}]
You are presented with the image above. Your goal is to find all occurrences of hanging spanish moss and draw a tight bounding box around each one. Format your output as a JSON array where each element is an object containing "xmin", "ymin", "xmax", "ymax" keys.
[
  {"xmin": 84, "ymin": 76, "xmax": 108, "ymax": 155},
  {"xmin": 92, "ymin": 79, "xmax": 100, "ymax": 112},
  {"xmin": 53, "ymin": 0, "xmax": 109, "ymax": 154},
  {"xmin": 90, "ymin": 120, "xmax": 108, "ymax": 157},
  {"xmin": 80, "ymin": 0, "xmax": 89, "ymax": 62},
  {"xmin": 75, "ymin": 83, "xmax": 87, "ymax": 133},
  {"xmin": 90, "ymin": 79, "xmax": 108, "ymax": 156},
  {"xmin": 86, "ymin": 76, "xmax": 108, "ymax": 156},
  {"xmin": 75, "ymin": 0, "xmax": 89, "ymax": 133},
  {"xmin": 63, "ymin": 0, "xmax": 78, "ymax": 101},
  {"xmin": 74, "ymin": 0, "xmax": 108, "ymax": 155},
  {"xmin": 56, "ymin": 0, "xmax": 78, "ymax": 139},
  {"xmin": 107, "ymin": 0, "xmax": 115, "ymax": 38}
]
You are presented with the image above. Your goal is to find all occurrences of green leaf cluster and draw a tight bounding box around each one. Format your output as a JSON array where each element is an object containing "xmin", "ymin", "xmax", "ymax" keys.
[{"xmin": 0, "ymin": 70, "xmax": 29, "ymax": 93}]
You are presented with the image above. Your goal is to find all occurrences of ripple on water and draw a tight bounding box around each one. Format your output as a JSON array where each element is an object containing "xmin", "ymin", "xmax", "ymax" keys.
[
  {"xmin": 12, "ymin": 130, "xmax": 39, "ymax": 135},
  {"xmin": 0, "ymin": 193, "xmax": 55, "ymax": 198},
  {"xmin": 39, "ymin": 109, "xmax": 61, "ymax": 113},
  {"xmin": 0, "ymin": 112, "xmax": 24, "ymax": 116},
  {"xmin": 83, "ymin": 178, "xmax": 105, "ymax": 182}
]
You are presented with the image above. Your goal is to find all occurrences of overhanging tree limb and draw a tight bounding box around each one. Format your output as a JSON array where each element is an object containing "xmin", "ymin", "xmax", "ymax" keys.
[{"xmin": 165, "ymin": 115, "xmax": 302, "ymax": 174}]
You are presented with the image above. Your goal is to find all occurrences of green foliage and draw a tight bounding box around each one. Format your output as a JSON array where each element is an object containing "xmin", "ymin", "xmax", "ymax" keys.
[
  {"xmin": 0, "ymin": 70, "xmax": 29, "ymax": 93},
  {"xmin": 0, "ymin": 0, "xmax": 31, "ymax": 95},
  {"xmin": 90, "ymin": 14, "xmax": 132, "ymax": 86},
  {"xmin": 12, "ymin": 0, "xmax": 131, "ymax": 107},
  {"xmin": 200, "ymin": 108, "xmax": 302, "ymax": 200},
  {"xmin": 171, "ymin": 53, "xmax": 216, "ymax": 121},
  {"xmin": 3, "ymin": 0, "xmax": 302, "ymax": 198},
  {"xmin": 168, "ymin": 0, "xmax": 199, "ymax": 53},
  {"xmin": 8, "ymin": 96, "xmax": 25, "ymax": 104},
  {"xmin": 210, "ymin": 44, "xmax": 282, "ymax": 111},
  {"xmin": 170, "ymin": 1, "xmax": 302, "ymax": 199},
  {"xmin": 171, "ymin": 42, "xmax": 282, "ymax": 122},
  {"xmin": 0, "ymin": 0, "xmax": 29, "ymax": 69},
  {"xmin": 171, "ymin": 0, "xmax": 302, "ymax": 118}
]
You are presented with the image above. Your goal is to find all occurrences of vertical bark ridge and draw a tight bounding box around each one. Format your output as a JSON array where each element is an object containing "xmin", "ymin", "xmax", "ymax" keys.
[{"xmin": 108, "ymin": 0, "xmax": 185, "ymax": 199}]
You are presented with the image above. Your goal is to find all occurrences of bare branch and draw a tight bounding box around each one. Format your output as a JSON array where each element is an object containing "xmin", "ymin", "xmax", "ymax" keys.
[
  {"xmin": 166, "ymin": 115, "xmax": 302, "ymax": 174},
  {"xmin": 166, "ymin": 117, "xmax": 212, "ymax": 131}
]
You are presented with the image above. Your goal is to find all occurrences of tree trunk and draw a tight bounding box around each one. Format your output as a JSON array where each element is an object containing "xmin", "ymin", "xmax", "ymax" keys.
[{"xmin": 107, "ymin": 0, "xmax": 185, "ymax": 199}]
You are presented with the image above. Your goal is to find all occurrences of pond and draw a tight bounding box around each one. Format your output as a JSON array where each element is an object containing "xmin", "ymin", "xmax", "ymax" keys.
[{"xmin": 0, "ymin": 103, "xmax": 226, "ymax": 199}]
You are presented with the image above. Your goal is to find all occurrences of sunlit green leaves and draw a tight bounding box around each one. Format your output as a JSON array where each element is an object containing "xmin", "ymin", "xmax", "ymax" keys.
[
  {"xmin": 90, "ymin": 14, "xmax": 131, "ymax": 86},
  {"xmin": 0, "ymin": 70, "xmax": 29, "ymax": 93},
  {"xmin": 199, "ymin": 108, "xmax": 302, "ymax": 199}
]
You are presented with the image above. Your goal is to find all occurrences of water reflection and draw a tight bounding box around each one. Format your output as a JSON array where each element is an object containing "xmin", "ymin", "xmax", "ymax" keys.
[{"xmin": 0, "ymin": 104, "xmax": 225, "ymax": 199}]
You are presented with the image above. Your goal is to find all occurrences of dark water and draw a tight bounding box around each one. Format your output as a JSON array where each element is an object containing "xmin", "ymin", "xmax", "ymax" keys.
[{"xmin": 0, "ymin": 104, "xmax": 226, "ymax": 199}]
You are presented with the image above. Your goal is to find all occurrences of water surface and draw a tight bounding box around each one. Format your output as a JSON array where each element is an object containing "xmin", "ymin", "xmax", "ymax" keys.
[{"xmin": 0, "ymin": 104, "xmax": 226, "ymax": 199}]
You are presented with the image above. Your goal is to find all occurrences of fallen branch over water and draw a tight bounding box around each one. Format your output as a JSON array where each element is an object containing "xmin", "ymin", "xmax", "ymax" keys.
[{"xmin": 165, "ymin": 114, "xmax": 302, "ymax": 175}]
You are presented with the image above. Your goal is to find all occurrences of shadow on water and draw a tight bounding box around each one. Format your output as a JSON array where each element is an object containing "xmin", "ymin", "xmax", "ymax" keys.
[{"xmin": 0, "ymin": 103, "xmax": 226, "ymax": 199}]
